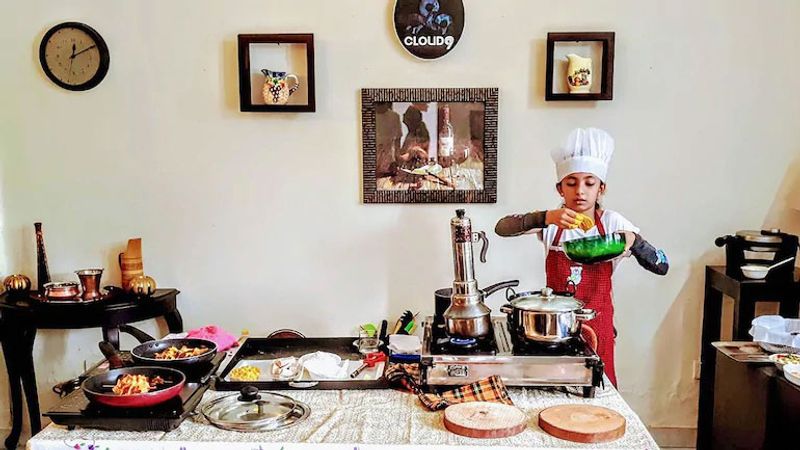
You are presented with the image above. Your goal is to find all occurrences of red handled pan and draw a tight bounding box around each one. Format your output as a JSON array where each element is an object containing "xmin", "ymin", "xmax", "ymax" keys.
[{"xmin": 82, "ymin": 366, "xmax": 185, "ymax": 408}]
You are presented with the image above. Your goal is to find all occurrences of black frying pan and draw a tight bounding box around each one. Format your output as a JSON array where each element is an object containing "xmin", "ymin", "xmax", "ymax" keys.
[{"xmin": 121, "ymin": 326, "xmax": 218, "ymax": 368}]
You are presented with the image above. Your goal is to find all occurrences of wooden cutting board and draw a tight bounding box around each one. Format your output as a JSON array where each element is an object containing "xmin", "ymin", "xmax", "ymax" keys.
[
  {"xmin": 538, "ymin": 404, "xmax": 626, "ymax": 443},
  {"xmin": 443, "ymin": 402, "xmax": 528, "ymax": 438}
]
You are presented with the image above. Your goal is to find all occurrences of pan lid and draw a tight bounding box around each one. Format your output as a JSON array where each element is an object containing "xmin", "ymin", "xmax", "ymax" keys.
[
  {"xmin": 201, "ymin": 386, "xmax": 308, "ymax": 432},
  {"xmin": 508, "ymin": 287, "xmax": 584, "ymax": 312},
  {"xmin": 735, "ymin": 230, "xmax": 784, "ymax": 244}
]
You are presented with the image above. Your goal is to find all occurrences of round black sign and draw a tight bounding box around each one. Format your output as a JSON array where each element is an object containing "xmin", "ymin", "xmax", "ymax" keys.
[{"xmin": 394, "ymin": 0, "xmax": 465, "ymax": 60}]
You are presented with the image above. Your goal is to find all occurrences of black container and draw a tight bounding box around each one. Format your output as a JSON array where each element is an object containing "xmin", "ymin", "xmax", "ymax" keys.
[{"xmin": 715, "ymin": 230, "xmax": 798, "ymax": 281}]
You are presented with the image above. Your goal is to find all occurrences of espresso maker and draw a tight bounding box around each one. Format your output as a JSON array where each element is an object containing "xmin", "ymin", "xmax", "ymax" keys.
[{"xmin": 443, "ymin": 209, "xmax": 513, "ymax": 339}]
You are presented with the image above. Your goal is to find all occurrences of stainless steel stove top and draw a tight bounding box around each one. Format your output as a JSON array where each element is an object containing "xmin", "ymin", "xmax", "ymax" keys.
[{"xmin": 420, "ymin": 316, "xmax": 604, "ymax": 397}]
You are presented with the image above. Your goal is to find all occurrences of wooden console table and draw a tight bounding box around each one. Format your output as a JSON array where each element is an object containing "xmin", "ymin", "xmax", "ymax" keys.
[
  {"xmin": 697, "ymin": 266, "xmax": 800, "ymax": 450},
  {"xmin": 0, "ymin": 289, "xmax": 182, "ymax": 450}
]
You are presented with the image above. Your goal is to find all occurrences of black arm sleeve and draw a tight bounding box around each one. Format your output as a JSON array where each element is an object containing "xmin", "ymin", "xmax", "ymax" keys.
[
  {"xmin": 495, "ymin": 211, "xmax": 547, "ymax": 237},
  {"xmin": 629, "ymin": 233, "xmax": 669, "ymax": 275}
]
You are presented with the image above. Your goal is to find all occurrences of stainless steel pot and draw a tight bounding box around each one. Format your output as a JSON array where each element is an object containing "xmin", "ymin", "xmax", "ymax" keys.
[{"xmin": 500, "ymin": 287, "xmax": 596, "ymax": 344}]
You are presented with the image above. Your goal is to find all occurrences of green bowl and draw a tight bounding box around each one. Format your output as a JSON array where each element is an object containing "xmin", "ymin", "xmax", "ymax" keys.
[{"xmin": 562, "ymin": 233, "xmax": 627, "ymax": 264}]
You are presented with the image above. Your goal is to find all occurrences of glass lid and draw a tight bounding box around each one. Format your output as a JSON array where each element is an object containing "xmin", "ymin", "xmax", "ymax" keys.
[
  {"xmin": 509, "ymin": 287, "xmax": 584, "ymax": 312},
  {"xmin": 201, "ymin": 387, "xmax": 298, "ymax": 431}
]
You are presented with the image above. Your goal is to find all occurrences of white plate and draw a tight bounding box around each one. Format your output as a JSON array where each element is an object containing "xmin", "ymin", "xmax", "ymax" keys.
[{"xmin": 783, "ymin": 364, "xmax": 800, "ymax": 386}]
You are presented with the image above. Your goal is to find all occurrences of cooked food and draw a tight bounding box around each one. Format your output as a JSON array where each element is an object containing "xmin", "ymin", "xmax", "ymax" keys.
[
  {"xmin": 230, "ymin": 365, "xmax": 261, "ymax": 381},
  {"xmin": 154, "ymin": 345, "xmax": 209, "ymax": 360},
  {"xmin": 112, "ymin": 374, "xmax": 165, "ymax": 395},
  {"xmin": 572, "ymin": 213, "xmax": 595, "ymax": 232},
  {"xmin": 774, "ymin": 354, "xmax": 800, "ymax": 365}
]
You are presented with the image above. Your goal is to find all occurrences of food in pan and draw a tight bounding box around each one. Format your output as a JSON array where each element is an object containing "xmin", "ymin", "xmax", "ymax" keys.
[
  {"xmin": 111, "ymin": 374, "xmax": 165, "ymax": 395},
  {"xmin": 230, "ymin": 365, "xmax": 261, "ymax": 381},
  {"xmin": 154, "ymin": 345, "xmax": 210, "ymax": 360}
]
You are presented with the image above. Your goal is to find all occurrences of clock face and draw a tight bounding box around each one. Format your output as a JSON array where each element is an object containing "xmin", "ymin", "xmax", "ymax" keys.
[{"xmin": 39, "ymin": 22, "xmax": 109, "ymax": 91}]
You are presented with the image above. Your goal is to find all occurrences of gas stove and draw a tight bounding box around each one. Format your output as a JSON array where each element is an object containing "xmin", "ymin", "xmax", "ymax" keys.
[{"xmin": 421, "ymin": 316, "xmax": 604, "ymax": 397}]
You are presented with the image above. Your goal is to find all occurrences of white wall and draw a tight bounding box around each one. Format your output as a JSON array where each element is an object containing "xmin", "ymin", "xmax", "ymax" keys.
[{"xmin": 2, "ymin": 0, "xmax": 800, "ymax": 438}]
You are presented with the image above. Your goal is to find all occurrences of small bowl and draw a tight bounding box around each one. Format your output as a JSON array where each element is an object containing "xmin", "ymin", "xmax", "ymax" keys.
[
  {"xmin": 783, "ymin": 363, "xmax": 800, "ymax": 386},
  {"xmin": 741, "ymin": 264, "xmax": 770, "ymax": 279},
  {"xmin": 43, "ymin": 281, "xmax": 80, "ymax": 300},
  {"xmin": 562, "ymin": 233, "xmax": 627, "ymax": 265},
  {"xmin": 768, "ymin": 353, "xmax": 800, "ymax": 371}
]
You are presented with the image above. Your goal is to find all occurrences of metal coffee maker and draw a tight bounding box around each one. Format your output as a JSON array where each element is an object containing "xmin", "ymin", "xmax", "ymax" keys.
[{"xmin": 443, "ymin": 209, "xmax": 495, "ymax": 339}]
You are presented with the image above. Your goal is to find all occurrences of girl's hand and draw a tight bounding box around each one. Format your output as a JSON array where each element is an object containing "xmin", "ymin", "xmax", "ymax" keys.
[
  {"xmin": 545, "ymin": 208, "xmax": 578, "ymax": 229},
  {"xmin": 622, "ymin": 231, "xmax": 636, "ymax": 252}
]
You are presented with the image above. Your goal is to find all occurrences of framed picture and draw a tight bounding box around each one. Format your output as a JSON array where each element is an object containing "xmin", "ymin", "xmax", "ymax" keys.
[
  {"xmin": 237, "ymin": 34, "xmax": 315, "ymax": 112},
  {"xmin": 361, "ymin": 88, "xmax": 498, "ymax": 204},
  {"xmin": 545, "ymin": 32, "xmax": 615, "ymax": 101}
]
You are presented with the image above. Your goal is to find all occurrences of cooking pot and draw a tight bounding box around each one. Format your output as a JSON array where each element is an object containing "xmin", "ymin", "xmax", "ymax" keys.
[
  {"xmin": 500, "ymin": 287, "xmax": 596, "ymax": 344},
  {"xmin": 433, "ymin": 280, "xmax": 519, "ymax": 336}
]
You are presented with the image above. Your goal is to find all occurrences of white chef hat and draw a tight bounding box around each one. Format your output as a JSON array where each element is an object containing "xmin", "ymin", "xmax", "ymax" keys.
[{"xmin": 551, "ymin": 128, "xmax": 615, "ymax": 182}]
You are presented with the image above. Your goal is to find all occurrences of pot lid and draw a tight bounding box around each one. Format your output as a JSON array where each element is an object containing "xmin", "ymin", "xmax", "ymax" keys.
[
  {"xmin": 735, "ymin": 230, "xmax": 784, "ymax": 244},
  {"xmin": 508, "ymin": 287, "xmax": 584, "ymax": 312},
  {"xmin": 201, "ymin": 387, "xmax": 306, "ymax": 432}
]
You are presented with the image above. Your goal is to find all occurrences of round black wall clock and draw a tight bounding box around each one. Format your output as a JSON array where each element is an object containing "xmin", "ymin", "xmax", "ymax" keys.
[
  {"xmin": 39, "ymin": 22, "xmax": 110, "ymax": 91},
  {"xmin": 394, "ymin": 0, "xmax": 465, "ymax": 60}
]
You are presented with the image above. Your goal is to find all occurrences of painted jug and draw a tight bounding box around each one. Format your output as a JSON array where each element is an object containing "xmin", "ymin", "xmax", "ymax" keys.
[
  {"xmin": 566, "ymin": 54, "xmax": 592, "ymax": 94},
  {"xmin": 261, "ymin": 69, "xmax": 300, "ymax": 105}
]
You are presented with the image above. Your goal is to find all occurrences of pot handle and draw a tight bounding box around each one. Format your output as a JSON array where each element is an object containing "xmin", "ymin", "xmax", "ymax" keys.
[
  {"xmin": 473, "ymin": 231, "xmax": 489, "ymax": 263},
  {"xmin": 119, "ymin": 324, "xmax": 156, "ymax": 343},
  {"xmin": 575, "ymin": 308, "xmax": 596, "ymax": 321},
  {"xmin": 499, "ymin": 304, "xmax": 514, "ymax": 315},
  {"xmin": 483, "ymin": 279, "xmax": 519, "ymax": 298}
]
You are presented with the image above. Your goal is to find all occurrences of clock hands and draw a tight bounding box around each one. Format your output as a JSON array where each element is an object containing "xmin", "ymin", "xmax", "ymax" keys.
[
  {"xmin": 71, "ymin": 44, "xmax": 96, "ymax": 59},
  {"xmin": 67, "ymin": 43, "xmax": 76, "ymax": 82}
]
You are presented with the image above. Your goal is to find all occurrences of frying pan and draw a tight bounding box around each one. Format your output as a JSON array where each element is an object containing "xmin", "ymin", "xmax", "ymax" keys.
[
  {"xmin": 82, "ymin": 366, "xmax": 185, "ymax": 408},
  {"xmin": 121, "ymin": 325, "xmax": 218, "ymax": 368}
]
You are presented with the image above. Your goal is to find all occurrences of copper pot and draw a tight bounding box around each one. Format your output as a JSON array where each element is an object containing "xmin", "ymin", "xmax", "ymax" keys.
[{"xmin": 43, "ymin": 281, "xmax": 80, "ymax": 300}]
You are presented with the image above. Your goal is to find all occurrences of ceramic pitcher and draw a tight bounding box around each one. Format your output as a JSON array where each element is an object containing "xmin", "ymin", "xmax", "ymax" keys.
[
  {"xmin": 566, "ymin": 54, "xmax": 592, "ymax": 94},
  {"xmin": 261, "ymin": 69, "xmax": 300, "ymax": 105}
]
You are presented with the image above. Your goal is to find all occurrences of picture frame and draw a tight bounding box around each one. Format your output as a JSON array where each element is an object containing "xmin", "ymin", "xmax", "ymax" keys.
[
  {"xmin": 545, "ymin": 32, "xmax": 615, "ymax": 101},
  {"xmin": 237, "ymin": 34, "xmax": 315, "ymax": 112},
  {"xmin": 361, "ymin": 88, "xmax": 498, "ymax": 204}
]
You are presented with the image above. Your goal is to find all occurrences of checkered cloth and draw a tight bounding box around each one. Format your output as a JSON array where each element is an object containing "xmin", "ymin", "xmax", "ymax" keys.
[{"xmin": 385, "ymin": 363, "xmax": 514, "ymax": 411}]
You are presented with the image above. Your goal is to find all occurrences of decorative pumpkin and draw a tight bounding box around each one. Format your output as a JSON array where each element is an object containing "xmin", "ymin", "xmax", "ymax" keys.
[
  {"xmin": 128, "ymin": 275, "xmax": 157, "ymax": 297},
  {"xmin": 3, "ymin": 274, "xmax": 32, "ymax": 293}
]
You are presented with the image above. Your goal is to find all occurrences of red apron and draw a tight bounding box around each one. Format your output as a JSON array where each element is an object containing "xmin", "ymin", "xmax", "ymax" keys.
[{"xmin": 545, "ymin": 210, "xmax": 617, "ymax": 386}]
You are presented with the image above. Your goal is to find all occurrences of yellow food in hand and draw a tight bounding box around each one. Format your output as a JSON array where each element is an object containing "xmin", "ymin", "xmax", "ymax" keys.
[
  {"xmin": 230, "ymin": 365, "xmax": 261, "ymax": 381},
  {"xmin": 572, "ymin": 213, "xmax": 595, "ymax": 231}
]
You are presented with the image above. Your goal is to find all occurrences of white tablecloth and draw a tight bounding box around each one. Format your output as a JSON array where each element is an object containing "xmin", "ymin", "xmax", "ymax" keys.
[{"xmin": 27, "ymin": 384, "xmax": 657, "ymax": 450}]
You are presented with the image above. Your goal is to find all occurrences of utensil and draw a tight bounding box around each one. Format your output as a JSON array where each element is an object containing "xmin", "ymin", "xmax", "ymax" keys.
[
  {"xmin": 444, "ymin": 209, "xmax": 495, "ymax": 339},
  {"xmin": 119, "ymin": 238, "xmax": 144, "ymax": 291},
  {"xmin": 43, "ymin": 281, "xmax": 80, "ymax": 300},
  {"xmin": 201, "ymin": 386, "xmax": 310, "ymax": 432},
  {"xmin": 349, "ymin": 352, "xmax": 387, "ymax": 378},
  {"xmin": 75, "ymin": 268, "xmax": 103, "ymax": 300},
  {"xmin": 538, "ymin": 404, "xmax": 626, "ymax": 443},
  {"xmin": 783, "ymin": 364, "xmax": 800, "ymax": 387},
  {"xmin": 500, "ymin": 287, "xmax": 596, "ymax": 344},
  {"xmin": 82, "ymin": 366, "xmax": 185, "ymax": 408},
  {"xmin": 122, "ymin": 326, "xmax": 218, "ymax": 368},
  {"xmin": 562, "ymin": 232, "xmax": 627, "ymax": 264},
  {"xmin": 741, "ymin": 257, "xmax": 795, "ymax": 279},
  {"xmin": 443, "ymin": 402, "xmax": 527, "ymax": 438}
]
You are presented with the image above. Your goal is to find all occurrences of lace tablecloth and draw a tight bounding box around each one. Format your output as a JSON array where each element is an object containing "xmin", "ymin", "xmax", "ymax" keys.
[{"xmin": 28, "ymin": 385, "xmax": 658, "ymax": 450}]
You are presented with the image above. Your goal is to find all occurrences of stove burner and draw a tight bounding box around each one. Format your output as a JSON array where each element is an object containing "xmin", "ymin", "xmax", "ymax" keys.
[{"xmin": 449, "ymin": 337, "xmax": 477, "ymax": 347}]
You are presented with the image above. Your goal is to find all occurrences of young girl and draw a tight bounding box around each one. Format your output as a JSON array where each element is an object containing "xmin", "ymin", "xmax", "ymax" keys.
[{"xmin": 495, "ymin": 127, "xmax": 668, "ymax": 386}]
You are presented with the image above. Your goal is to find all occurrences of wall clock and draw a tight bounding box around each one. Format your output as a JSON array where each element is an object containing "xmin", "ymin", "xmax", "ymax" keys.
[{"xmin": 39, "ymin": 22, "xmax": 110, "ymax": 91}]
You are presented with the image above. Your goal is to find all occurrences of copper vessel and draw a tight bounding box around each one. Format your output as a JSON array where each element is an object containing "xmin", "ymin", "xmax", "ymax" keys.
[{"xmin": 76, "ymin": 269, "xmax": 104, "ymax": 301}]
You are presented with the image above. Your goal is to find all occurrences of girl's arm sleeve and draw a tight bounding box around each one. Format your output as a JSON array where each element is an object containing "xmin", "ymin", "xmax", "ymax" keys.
[
  {"xmin": 495, "ymin": 211, "xmax": 547, "ymax": 237},
  {"xmin": 629, "ymin": 233, "xmax": 669, "ymax": 275}
]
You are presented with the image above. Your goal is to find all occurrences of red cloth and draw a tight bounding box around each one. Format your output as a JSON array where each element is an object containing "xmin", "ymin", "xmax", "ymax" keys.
[
  {"xmin": 186, "ymin": 325, "xmax": 239, "ymax": 352},
  {"xmin": 545, "ymin": 210, "xmax": 617, "ymax": 386}
]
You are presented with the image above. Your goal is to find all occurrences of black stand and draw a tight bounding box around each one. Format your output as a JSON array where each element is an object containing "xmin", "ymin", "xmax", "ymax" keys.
[
  {"xmin": 0, "ymin": 289, "xmax": 182, "ymax": 450},
  {"xmin": 697, "ymin": 266, "xmax": 800, "ymax": 450}
]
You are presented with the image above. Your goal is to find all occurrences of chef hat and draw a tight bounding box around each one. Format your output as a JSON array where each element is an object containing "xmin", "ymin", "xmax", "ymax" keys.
[{"xmin": 551, "ymin": 128, "xmax": 615, "ymax": 182}]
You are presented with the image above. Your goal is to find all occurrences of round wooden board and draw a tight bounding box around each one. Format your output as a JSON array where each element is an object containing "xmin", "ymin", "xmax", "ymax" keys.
[
  {"xmin": 443, "ymin": 402, "xmax": 528, "ymax": 439},
  {"xmin": 538, "ymin": 404, "xmax": 626, "ymax": 443}
]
